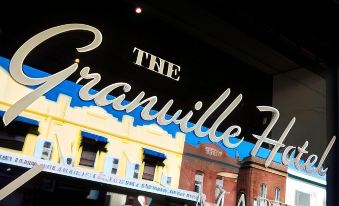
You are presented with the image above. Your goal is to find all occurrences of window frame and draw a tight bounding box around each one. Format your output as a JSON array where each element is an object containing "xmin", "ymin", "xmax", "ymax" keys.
[
  {"xmin": 0, "ymin": 121, "xmax": 38, "ymax": 151},
  {"xmin": 79, "ymin": 146, "xmax": 97, "ymax": 167},
  {"xmin": 215, "ymin": 175, "xmax": 224, "ymax": 200},
  {"xmin": 295, "ymin": 190, "xmax": 311, "ymax": 206},
  {"xmin": 194, "ymin": 171, "xmax": 204, "ymax": 193},
  {"xmin": 111, "ymin": 158, "xmax": 119, "ymax": 175},
  {"xmin": 142, "ymin": 162, "xmax": 156, "ymax": 181},
  {"xmin": 274, "ymin": 187, "xmax": 281, "ymax": 202},
  {"xmin": 259, "ymin": 183, "xmax": 267, "ymax": 199}
]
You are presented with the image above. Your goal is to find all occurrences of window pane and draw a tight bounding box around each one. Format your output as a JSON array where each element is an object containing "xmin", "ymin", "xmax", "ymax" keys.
[
  {"xmin": 0, "ymin": 121, "xmax": 38, "ymax": 151},
  {"xmin": 133, "ymin": 164, "xmax": 140, "ymax": 179},
  {"xmin": 295, "ymin": 191, "xmax": 310, "ymax": 206},
  {"xmin": 0, "ymin": 134, "xmax": 25, "ymax": 150},
  {"xmin": 275, "ymin": 188, "xmax": 281, "ymax": 202},
  {"xmin": 111, "ymin": 168, "xmax": 118, "ymax": 175},
  {"xmin": 112, "ymin": 158, "xmax": 119, "ymax": 173},
  {"xmin": 194, "ymin": 171, "xmax": 204, "ymax": 193},
  {"xmin": 142, "ymin": 163, "xmax": 155, "ymax": 181},
  {"xmin": 215, "ymin": 176, "xmax": 224, "ymax": 200},
  {"xmin": 259, "ymin": 184, "xmax": 267, "ymax": 199},
  {"xmin": 79, "ymin": 150, "xmax": 96, "ymax": 167},
  {"xmin": 194, "ymin": 185, "xmax": 200, "ymax": 193},
  {"xmin": 167, "ymin": 177, "xmax": 172, "ymax": 185}
]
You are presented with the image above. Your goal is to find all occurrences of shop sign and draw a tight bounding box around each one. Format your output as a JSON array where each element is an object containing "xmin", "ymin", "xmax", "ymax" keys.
[
  {"xmin": 0, "ymin": 152, "xmax": 199, "ymax": 201},
  {"xmin": 133, "ymin": 47, "xmax": 181, "ymax": 81},
  {"xmin": 1, "ymin": 24, "xmax": 336, "ymax": 176},
  {"xmin": 204, "ymin": 146, "xmax": 223, "ymax": 157}
]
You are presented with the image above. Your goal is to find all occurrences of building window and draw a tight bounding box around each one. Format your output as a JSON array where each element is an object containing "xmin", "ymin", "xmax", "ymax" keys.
[
  {"xmin": 259, "ymin": 183, "xmax": 267, "ymax": 199},
  {"xmin": 295, "ymin": 191, "xmax": 310, "ymax": 206},
  {"xmin": 41, "ymin": 141, "xmax": 53, "ymax": 160},
  {"xmin": 258, "ymin": 183, "xmax": 268, "ymax": 206},
  {"xmin": 238, "ymin": 193, "xmax": 246, "ymax": 206},
  {"xmin": 79, "ymin": 131, "xmax": 108, "ymax": 167},
  {"xmin": 194, "ymin": 171, "xmax": 204, "ymax": 193},
  {"xmin": 141, "ymin": 148, "xmax": 166, "ymax": 181},
  {"xmin": 161, "ymin": 174, "xmax": 172, "ymax": 186},
  {"xmin": 111, "ymin": 158, "xmax": 119, "ymax": 175},
  {"xmin": 133, "ymin": 164, "xmax": 140, "ymax": 178},
  {"xmin": 79, "ymin": 147, "xmax": 97, "ymax": 167},
  {"xmin": 0, "ymin": 120, "xmax": 38, "ymax": 151},
  {"xmin": 215, "ymin": 175, "xmax": 224, "ymax": 200},
  {"xmin": 142, "ymin": 162, "xmax": 156, "ymax": 181},
  {"xmin": 166, "ymin": 176, "xmax": 172, "ymax": 185},
  {"xmin": 274, "ymin": 187, "xmax": 281, "ymax": 202},
  {"xmin": 0, "ymin": 134, "xmax": 25, "ymax": 151}
]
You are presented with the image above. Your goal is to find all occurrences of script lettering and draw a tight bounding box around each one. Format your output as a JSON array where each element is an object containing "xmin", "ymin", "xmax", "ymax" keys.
[
  {"xmin": 3, "ymin": 24, "xmax": 102, "ymax": 125},
  {"xmin": 2, "ymin": 24, "xmax": 336, "ymax": 175}
]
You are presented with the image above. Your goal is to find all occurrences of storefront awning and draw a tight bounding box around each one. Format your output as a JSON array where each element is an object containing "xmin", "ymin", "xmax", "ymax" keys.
[
  {"xmin": 143, "ymin": 148, "xmax": 166, "ymax": 160},
  {"xmin": 81, "ymin": 131, "xmax": 108, "ymax": 143},
  {"xmin": 0, "ymin": 110, "xmax": 39, "ymax": 126}
]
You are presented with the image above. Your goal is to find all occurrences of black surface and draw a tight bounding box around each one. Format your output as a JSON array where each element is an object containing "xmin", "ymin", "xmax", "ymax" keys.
[
  {"xmin": 1, "ymin": 1, "xmax": 338, "ymax": 138},
  {"xmin": 0, "ymin": 0, "xmax": 273, "ymax": 141}
]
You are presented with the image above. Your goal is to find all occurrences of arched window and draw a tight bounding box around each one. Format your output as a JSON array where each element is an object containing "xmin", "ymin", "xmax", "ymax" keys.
[
  {"xmin": 194, "ymin": 171, "xmax": 204, "ymax": 193},
  {"xmin": 259, "ymin": 184, "xmax": 268, "ymax": 206},
  {"xmin": 237, "ymin": 193, "xmax": 246, "ymax": 206},
  {"xmin": 259, "ymin": 183, "xmax": 267, "ymax": 199},
  {"xmin": 215, "ymin": 175, "xmax": 225, "ymax": 205},
  {"xmin": 274, "ymin": 187, "xmax": 281, "ymax": 202},
  {"xmin": 215, "ymin": 175, "xmax": 224, "ymax": 200}
]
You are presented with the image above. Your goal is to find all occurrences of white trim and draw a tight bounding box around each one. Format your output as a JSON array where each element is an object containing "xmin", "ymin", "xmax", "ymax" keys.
[
  {"xmin": 287, "ymin": 169, "xmax": 326, "ymax": 186},
  {"xmin": 0, "ymin": 151, "xmax": 198, "ymax": 202}
]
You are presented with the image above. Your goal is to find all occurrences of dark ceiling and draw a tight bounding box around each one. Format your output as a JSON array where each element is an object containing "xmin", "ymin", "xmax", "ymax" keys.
[{"xmin": 0, "ymin": 0, "xmax": 336, "ymax": 141}]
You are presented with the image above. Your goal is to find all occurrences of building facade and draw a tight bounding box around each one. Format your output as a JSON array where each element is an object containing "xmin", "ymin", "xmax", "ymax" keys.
[
  {"xmin": 285, "ymin": 168, "xmax": 326, "ymax": 206},
  {"xmin": 178, "ymin": 143, "xmax": 288, "ymax": 206},
  {"xmin": 0, "ymin": 60, "xmax": 198, "ymax": 206},
  {"xmin": 179, "ymin": 143, "xmax": 240, "ymax": 206},
  {"xmin": 0, "ymin": 56, "xmax": 328, "ymax": 206},
  {"xmin": 237, "ymin": 157, "xmax": 287, "ymax": 206}
]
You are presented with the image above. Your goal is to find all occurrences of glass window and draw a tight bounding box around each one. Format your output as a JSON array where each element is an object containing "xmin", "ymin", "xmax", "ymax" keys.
[
  {"xmin": 79, "ymin": 149, "xmax": 97, "ymax": 167},
  {"xmin": 111, "ymin": 158, "xmax": 119, "ymax": 175},
  {"xmin": 295, "ymin": 191, "xmax": 310, "ymax": 206},
  {"xmin": 0, "ymin": 121, "xmax": 37, "ymax": 151},
  {"xmin": 259, "ymin": 183, "xmax": 267, "ymax": 199},
  {"xmin": 133, "ymin": 164, "xmax": 140, "ymax": 179},
  {"xmin": 0, "ymin": 134, "xmax": 25, "ymax": 151},
  {"xmin": 258, "ymin": 183, "xmax": 268, "ymax": 206},
  {"xmin": 142, "ymin": 162, "xmax": 156, "ymax": 181},
  {"xmin": 274, "ymin": 187, "xmax": 281, "ymax": 202},
  {"xmin": 41, "ymin": 141, "xmax": 53, "ymax": 160},
  {"xmin": 238, "ymin": 193, "xmax": 246, "ymax": 206},
  {"xmin": 166, "ymin": 176, "xmax": 172, "ymax": 185},
  {"xmin": 194, "ymin": 171, "xmax": 204, "ymax": 193},
  {"xmin": 215, "ymin": 175, "xmax": 224, "ymax": 200}
]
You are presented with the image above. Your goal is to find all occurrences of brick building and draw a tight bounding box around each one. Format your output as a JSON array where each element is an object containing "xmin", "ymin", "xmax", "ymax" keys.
[
  {"xmin": 179, "ymin": 143, "xmax": 288, "ymax": 206},
  {"xmin": 237, "ymin": 157, "xmax": 288, "ymax": 206},
  {"xmin": 178, "ymin": 143, "xmax": 240, "ymax": 206}
]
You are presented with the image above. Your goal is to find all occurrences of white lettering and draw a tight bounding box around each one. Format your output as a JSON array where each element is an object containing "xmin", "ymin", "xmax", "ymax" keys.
[
  {"xmin": 3, "ymin": 24, "xmax": 102, "ymax": 125},
  {"xmin": 2, "ymin": 24, "xmax": 336, "ymax": 176}
]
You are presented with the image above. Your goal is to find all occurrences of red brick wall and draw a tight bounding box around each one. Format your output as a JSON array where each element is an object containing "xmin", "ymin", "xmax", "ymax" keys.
[
  {"xmin": 236, "ymin": 163, "xmax": 287, "ymax": 206},
  {"xmin": 179, "ymin": 144, "xmax": 287, "ymax": 206},
  {"xmin": 179, "ymin": 143, "xmax": 239, "ymax": 205},
  {"xmin": 224, "ymin": 177, "xmax": 238, "ymax": 206}
]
